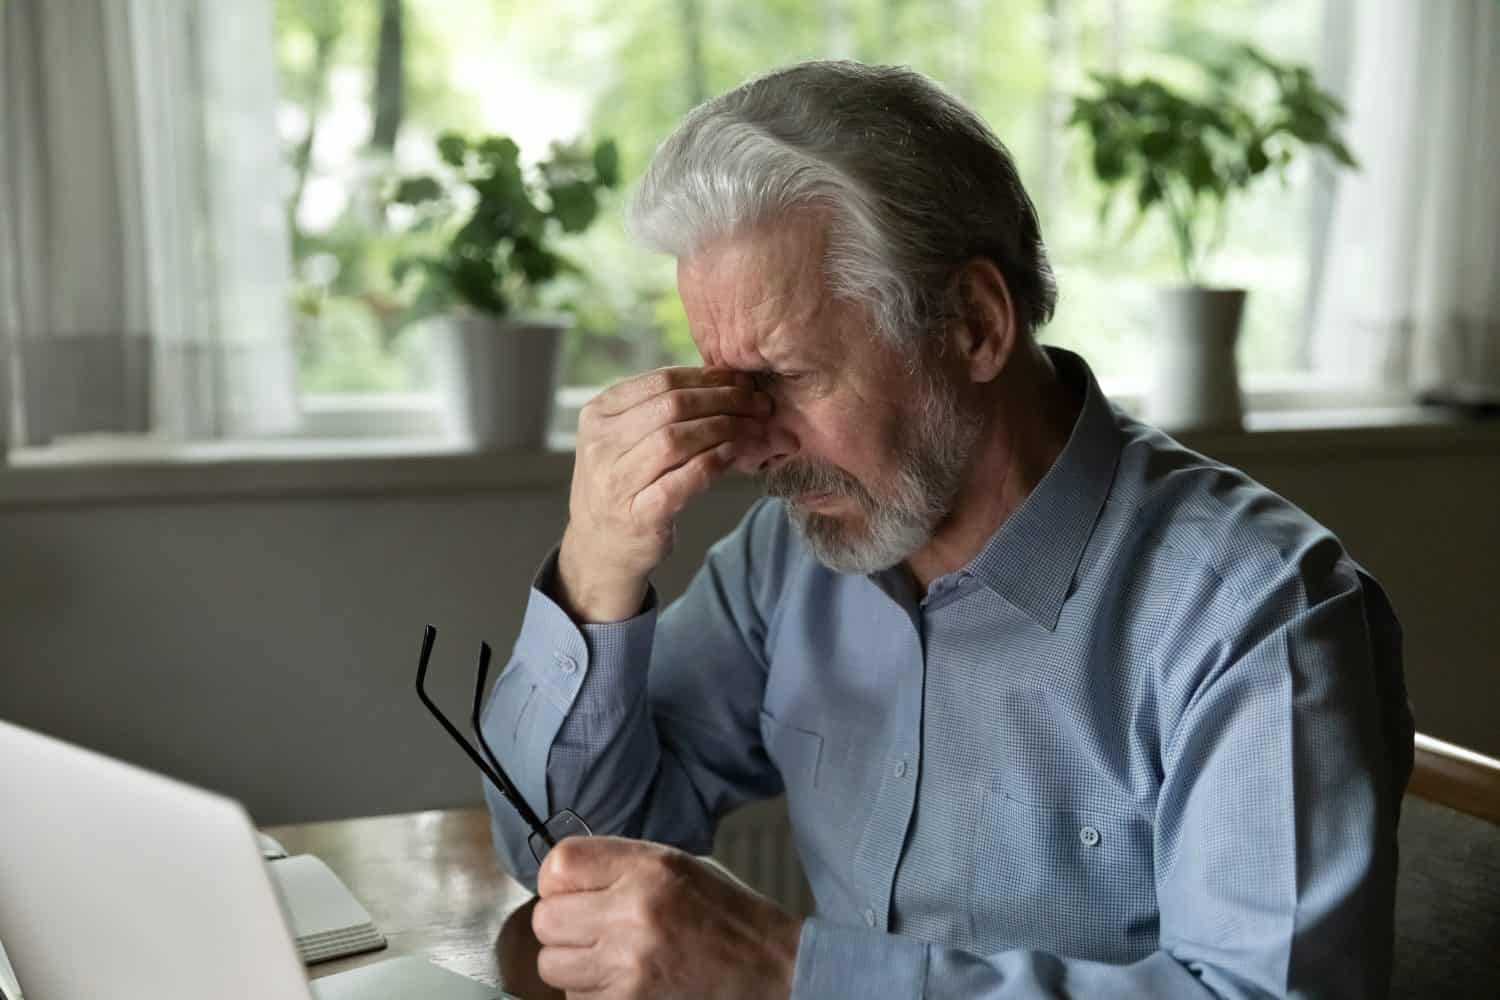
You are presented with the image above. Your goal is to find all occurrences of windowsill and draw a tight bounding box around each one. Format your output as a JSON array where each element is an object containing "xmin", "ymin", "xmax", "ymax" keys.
[
  {"xmin": 2, "ymin": 405, "xmax": 1497, "ymax": 508},
  {"xmin": 0, "ymin": 433, "xmax": 579, "ymax": 507}
]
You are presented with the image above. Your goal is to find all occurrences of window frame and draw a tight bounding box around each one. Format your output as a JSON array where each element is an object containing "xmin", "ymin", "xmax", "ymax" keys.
[{"xmin": 291, "ymin": 374, "xmax": 1415, "ymax": 443}]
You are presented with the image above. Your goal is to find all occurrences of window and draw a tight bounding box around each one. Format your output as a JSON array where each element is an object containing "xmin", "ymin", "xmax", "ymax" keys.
[{"xmin": 273, "ymin": 0, "xmax": 1325, "ymax": 404}]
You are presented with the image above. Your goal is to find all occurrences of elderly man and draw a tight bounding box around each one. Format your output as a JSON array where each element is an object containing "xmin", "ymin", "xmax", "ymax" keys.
[{"xmin": 480, "ymin": 62, "xmax": 1413, "ymax": 999}]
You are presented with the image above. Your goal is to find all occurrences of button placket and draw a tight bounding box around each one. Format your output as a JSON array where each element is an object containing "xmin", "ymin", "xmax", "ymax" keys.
[{"xmin": 847, "ymin": 607, "xmax": 923, "ymax": 946}]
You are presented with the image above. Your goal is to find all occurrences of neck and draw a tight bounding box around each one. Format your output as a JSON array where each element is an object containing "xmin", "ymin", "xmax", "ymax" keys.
[{"xmin": 903, "ymin": 345, "xmax": 1081, "ymax": 591}]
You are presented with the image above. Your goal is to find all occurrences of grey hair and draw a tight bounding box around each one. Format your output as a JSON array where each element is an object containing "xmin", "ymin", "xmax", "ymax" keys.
[{"xmin": 629, "ymin": 60, "xmax": 1058, "ymax": 344}]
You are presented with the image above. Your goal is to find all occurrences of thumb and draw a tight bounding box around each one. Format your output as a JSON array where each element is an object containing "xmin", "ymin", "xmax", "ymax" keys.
[{"xmin": 536, "ymin": 835, "xmax": 656, "ymax": 897}]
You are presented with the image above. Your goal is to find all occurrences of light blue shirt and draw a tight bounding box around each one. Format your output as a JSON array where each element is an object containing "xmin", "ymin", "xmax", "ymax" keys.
[{"xmin": 481, "ymin": 348, "xmax": 1413, "ymax": 998}]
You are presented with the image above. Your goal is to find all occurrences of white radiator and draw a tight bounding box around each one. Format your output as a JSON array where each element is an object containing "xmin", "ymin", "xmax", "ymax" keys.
[{"xmin": 712, "ymin": 796, "xmax": 815, "ymax": 916}]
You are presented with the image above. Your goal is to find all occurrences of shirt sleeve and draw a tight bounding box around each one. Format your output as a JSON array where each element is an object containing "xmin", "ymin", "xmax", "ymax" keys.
[
  {"xmin": 790, "ymin": 543, "xmax": 1413, "ymax": 1000},
  {"xmin": 479, "ymin": 498, "xmax": 791, "ymax": 886}
]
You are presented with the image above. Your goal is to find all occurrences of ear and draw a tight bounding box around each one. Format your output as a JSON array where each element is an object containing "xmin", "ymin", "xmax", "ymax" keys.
[{"xmin": 945, "ymin": 257, "xmax": 1018, "ymax": 385}]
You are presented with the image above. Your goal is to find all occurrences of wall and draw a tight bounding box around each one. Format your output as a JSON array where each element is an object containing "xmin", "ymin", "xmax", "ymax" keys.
[{"xmin": 0, "ymin": 424, "xmax": 1495, "ymax": 825}]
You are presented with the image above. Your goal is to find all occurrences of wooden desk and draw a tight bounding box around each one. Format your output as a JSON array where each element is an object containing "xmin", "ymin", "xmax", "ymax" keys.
[
  {"xmin": 267, "ymin": 734, "xmax": 1498, "ymax": 1000},
  {"xmin": 267, "ymin": 807, "xmax": 559, "ymax": 999}
]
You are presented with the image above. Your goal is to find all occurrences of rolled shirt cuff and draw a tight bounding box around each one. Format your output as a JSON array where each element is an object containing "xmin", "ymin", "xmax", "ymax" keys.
[
  {"xmin": 515, "ymin": 548, "xmax": 659, "ymax": 717},
  {"xmin": 791, "ymin": 917, "xmax": 929, "ymax": 1000}
]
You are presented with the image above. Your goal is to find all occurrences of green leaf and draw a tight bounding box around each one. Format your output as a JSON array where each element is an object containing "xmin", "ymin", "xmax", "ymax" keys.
[
  {"xmin": 1246, "ymin": 142, "xmax": 1270, "ymax": 176},
  {"xmin": 549, "ymin": 180, "xmax": 599, "ymax": 233},
  {"xmin": 1328, "ymin": 138, "xmax": 1358, "ymax": 169},
  {"xmin": 391, "ymin": 176, "xmax": 443, "ymax": 205},
  {"xmin": 1186, "ymin": 143, "xmax": 1217, "ymax": 193},
  {"xmin": 477, "ymin": 136, "xmax": 521, "ymax": 169},
  {"xmin": 511, "ymin": 235, "xmax": 562, "ymax": 285},
  {"xmin": 593, "ymin": 139, "xmax": 620, "ymax": 188},
  {"xmin": 1092, "ymin": 144, "xmax": 1127, "ymax": 184},
  {"xmin": 436, "ymin": 132, "xmax": 468, "ymax": 167},
  {"xmin": 1136, "ymin": 173, "xmax": 1162, "ymax": 213},
  {"xmin": 1288, "ymin": 107, "xmax": 1330, "ymax": 144},
  {"xmin": 448, "ymin": 255, "xmax": 505, "ymax": 314},
  {"xmin": 1140, "ymin": 129, "xmax": 1174, "ymax": 160},
  {"xmin": 452, "ymin": 209, "xmax": 507, "ymax": 256},
  {"xmin": 472, "ymin": 164, "xmax": 529, "ymax": 213}
]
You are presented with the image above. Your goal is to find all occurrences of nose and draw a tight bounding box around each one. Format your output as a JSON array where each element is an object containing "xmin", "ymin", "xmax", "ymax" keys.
[{"xmin": 756, "ymin": 417, "xmax": 800, "ymax": 474}]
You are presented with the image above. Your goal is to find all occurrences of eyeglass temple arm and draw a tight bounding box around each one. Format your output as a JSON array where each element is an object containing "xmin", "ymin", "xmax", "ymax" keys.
[
  {"xmin": 472, "ymin": 642, "xmax": 557, "ymax": 850},
  {"xmin": 415, "ymin": 626, "xmax": 551, "ymax": 841}
]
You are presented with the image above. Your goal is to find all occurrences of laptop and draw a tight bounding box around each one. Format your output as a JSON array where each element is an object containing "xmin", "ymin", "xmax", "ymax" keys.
[{"xmin": 0, "ymin": 719, "xmax": 511, "ymax": 1000}]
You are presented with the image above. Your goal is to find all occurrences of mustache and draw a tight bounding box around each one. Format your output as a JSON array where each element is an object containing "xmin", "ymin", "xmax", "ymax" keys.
[{"xmin": 762, "ymin": 459, "xmax": 872, "ymax": 506}]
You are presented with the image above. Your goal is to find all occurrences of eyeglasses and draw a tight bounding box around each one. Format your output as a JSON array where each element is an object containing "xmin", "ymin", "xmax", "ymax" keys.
[{"xmin": 415, "ymin": 624, "xmax": 591, "ymax": 864}]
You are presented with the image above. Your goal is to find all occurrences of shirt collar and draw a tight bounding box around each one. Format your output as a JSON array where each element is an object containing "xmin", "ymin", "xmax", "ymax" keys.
[{"xmin": 962, "ymin": 347, "xmax": 1123, "ymax": 631}]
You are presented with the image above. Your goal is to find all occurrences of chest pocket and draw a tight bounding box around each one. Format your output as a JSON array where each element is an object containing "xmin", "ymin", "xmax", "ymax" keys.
[{"xmin": 970, "ymin": 784, "xmax": 1158, "ymax": 964}]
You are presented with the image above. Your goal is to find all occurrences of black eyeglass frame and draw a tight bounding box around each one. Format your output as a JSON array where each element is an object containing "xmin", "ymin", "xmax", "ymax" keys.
[{"xmin": 414, "ymin": 624, "xmax": 590, "ymax": 862}]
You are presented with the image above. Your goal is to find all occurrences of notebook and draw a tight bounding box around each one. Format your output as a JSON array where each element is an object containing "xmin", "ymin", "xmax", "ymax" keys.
[
  {"xmin": 257, "ymin": 830, "xmax": 289, "ymax": 860},
  {"xmin": 266, "ymin": 855, "xmax": 387, "ymax": 965}
]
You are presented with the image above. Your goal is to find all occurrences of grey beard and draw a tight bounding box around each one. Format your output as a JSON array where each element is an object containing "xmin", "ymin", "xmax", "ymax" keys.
[{"xmin": 763, "ymin": 372, "xmax": 981, "ymax": 574}]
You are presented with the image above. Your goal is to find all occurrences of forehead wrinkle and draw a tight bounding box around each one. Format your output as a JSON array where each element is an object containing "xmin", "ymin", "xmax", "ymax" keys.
[
  {"xmin": 703, "ymin": 294, "xmax": 770, "ymax": 371},
  {"xmin": 752, "ymin": 272, "xmax": 833, "ymax": 369},
  {"xmin": 681, "ymin": 216, "xmax": 832, "ymax": 371},
  {"xmin": 762, "ymin": 288, "xmax": 859, "ymax": 374},
  {"xmin": 699, "ymin": 280, "xmax": 788, "ymax": 372}
]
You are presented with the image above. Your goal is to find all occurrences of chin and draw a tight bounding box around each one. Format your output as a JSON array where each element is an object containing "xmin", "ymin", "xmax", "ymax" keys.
[{"xmin": 791, "ymin": 507, "xmax": 929, "ymax": 576}]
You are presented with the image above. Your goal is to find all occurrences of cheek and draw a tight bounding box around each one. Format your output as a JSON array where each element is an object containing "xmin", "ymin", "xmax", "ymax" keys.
[{"xmin": 789, "ymin": 395, "xmax": 890, "ymax": 476}]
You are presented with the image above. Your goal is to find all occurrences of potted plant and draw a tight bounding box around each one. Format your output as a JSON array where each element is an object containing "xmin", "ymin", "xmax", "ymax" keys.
[
  {"xmin": 391, "ymin": 132, "xmax": 619, "ymax": 449},
  {"xmin": 1068, "ymin": 46, "xmax": 1355, "ymax": 431}
]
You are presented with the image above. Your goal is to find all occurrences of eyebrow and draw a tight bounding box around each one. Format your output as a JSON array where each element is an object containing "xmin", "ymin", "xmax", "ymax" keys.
[{"xmin": 749, "ymin": 341, "xmax": 808, "ymax": 370}]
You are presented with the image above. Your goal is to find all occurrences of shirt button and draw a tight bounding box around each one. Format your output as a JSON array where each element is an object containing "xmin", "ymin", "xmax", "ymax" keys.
[
  {"xmin": 892, "ymin": 760, "xmax": 907, "ymax": 778},
  {"xmin": 863, "ymin": 908, "xmax": 877, "ymax": 927},
  {"xmin": 555, "ymin": 653, "xmax": 578, "ymax": 675},
  {"xmin": 1079, "ymin": 825, "xmax": 1100, "ymax": 847}
]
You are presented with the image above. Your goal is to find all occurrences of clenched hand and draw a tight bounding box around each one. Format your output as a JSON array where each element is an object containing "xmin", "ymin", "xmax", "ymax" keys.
[{"xmin": 532, "ymin": 836, "xmax": 802, "ymax": 1000}]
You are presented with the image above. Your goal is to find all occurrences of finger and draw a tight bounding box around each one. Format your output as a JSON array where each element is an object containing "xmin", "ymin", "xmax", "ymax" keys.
[
  {"xmin": 629, "ymin": 440, "xmax": 739, "ymax": 523},
  {"xmin": 612, "ymin": 386, "xmax": 773, "ymax": 450},
  {"xmin": 532, "ymin": 891, "xmax": 610, "ymax": 948},
  {"xmin": 590, "ymin": 366, "xmax": 750, "ymax": 417},
  {"xmin": 536, "ymin": 944, "xmax": 608, "ymax": 994},
  {"xmin": 618, "ymin": 414, "xmax": 766, "ymax": 494},
  {"xmin": 538, "ymin": 835, "xmax": 659, "ymax": 897}
]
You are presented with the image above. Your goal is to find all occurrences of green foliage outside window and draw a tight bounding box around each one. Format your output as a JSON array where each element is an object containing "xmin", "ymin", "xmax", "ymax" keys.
[{"xmin": 275, "ymin": 0, "xmax": 1327, "ymax": 394}]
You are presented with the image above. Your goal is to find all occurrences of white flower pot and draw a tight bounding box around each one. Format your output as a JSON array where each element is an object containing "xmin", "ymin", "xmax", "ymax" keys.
[
  {"xmin": 1147, "ymin": 287, "xmax": 1246, "ymax": 432},
  {"xmin": 438, "ymin": 312, "xmax": 569, "ymax": 450}
]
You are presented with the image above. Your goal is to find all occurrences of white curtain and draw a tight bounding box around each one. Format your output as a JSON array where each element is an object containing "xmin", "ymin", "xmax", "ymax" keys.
[
  {"xmin": 1310, "ymin": 0, "xmax": 1500, "ymax": 398},
  {"xmin": 0, "ymin": 0, "xmax": 299, "ymax": 447}
]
